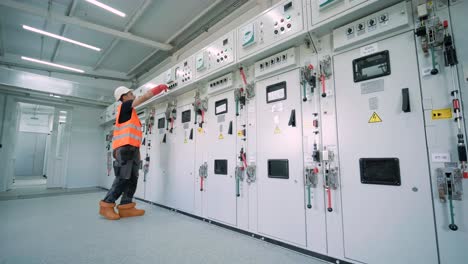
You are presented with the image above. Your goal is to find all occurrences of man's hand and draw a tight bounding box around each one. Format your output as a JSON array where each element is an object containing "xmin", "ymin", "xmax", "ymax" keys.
[{"xmin": 132, "ymin": 84, "xmax": 168, "ymax": 108}]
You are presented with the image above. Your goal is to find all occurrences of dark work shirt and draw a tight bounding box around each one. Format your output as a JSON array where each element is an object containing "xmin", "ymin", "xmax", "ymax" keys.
[{"xmin": 118, "ymin": 100, "xmax": 133, "ymax": 124}]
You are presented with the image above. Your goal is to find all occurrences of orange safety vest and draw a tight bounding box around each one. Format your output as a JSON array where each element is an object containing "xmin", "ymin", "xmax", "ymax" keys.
[{"xmin": 112, "ymin": 104, "xmax": 142, "ymax": 149}]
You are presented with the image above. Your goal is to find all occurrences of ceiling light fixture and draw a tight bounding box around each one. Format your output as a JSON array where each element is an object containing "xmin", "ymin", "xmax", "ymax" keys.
[
  {"xmin": 23, "ymin": 25, "xmax": 101, "ymax": 51},
  {"xmin": 22, "ymin": 56, "xmax": 85, "ymax": 73},
  {"xmin": 85, "ymin": 0, "xmax": 126, "ymax": 17}
]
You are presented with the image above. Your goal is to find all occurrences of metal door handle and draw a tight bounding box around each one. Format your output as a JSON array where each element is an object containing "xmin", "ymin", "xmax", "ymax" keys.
[
  {"xmin": 228, "ymin": 121, "xmax": 233, "ymax": 135},
  {"xmin": 402, "ymin": 88, "xmax": 411, "ymax": 113},
  {"xmin": 288, "ymin": 109, "xmax": 296, "ymax": 127}
]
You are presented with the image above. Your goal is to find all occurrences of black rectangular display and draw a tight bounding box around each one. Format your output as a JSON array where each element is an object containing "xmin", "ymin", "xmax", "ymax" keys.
[
  {"xmin": 353, "ymin": 50, "xmax": 391, "ymax": 83},
  {"xmin": 359, "ymin": 158, "xmax": 401, "ymax": 186},
  {"xmin": 157, "ymin": 118, "xmax": 165, "ymax": 129},
  {"xmin": 223, "ymin": 38, "xmax": 228, "ymax": 46},
  {"xmin": 182, "ymin": 110, "xmax": 191, "ymax": 123},
  {"xmin": 268, "ymin": 159, "xmax": 289, "ymax": 179},
  {"xmin": 215, "ymin": 99, "xmax": 228, "ymax": 115},
  {"xmin": 214, "ymin": 160, "xmax": 228, "ymax": 175},
  {"xmin": 266, "ymin": 81, "xmax": 287, "ymax": 104}
]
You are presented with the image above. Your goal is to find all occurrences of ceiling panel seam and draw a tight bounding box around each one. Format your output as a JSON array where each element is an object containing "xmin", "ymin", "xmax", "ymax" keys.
[
  {"xmin": 0, "ymin": 61, "xmax": 131, "ymax": 82},
  {"xmin": 93, "ymin": 0, "xmax": 153, "ymax": 71},
  {"xmin": 40, "ymin": 0, "xmax": 53, "ymax": 60},
  {"xmin": 51, "ymin": 0, "xmax": 79, "ymax": 62}
]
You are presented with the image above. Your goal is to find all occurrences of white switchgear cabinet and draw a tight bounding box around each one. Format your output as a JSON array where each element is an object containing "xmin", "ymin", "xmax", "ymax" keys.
[
  {"xmin": 255, "ymin": 68, "xmax": 306, "ymax": 247},
  {"xmin": 204, "ymin": 90, "xmax": 238, "ymax": 226},
  {"xmin": 334, "ymin": 32, "xmax": 438, "ymax": 264}
]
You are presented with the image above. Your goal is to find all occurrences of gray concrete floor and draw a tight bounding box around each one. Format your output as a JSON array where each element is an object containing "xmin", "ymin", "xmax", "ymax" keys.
[{"xmin": 0, "ymin": 191, "xmax": 327, "ymax": 264}]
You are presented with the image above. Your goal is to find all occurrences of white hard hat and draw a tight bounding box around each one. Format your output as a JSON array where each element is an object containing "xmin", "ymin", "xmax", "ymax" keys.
[{"xmin": 114, "ymin": 86, "xmax": 132, "ymax": 101}]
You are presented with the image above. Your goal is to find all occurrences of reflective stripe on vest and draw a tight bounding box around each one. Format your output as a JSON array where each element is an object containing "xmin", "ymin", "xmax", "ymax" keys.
[
  {"xmin": 113, "ymin": 133, "xmax": 142, "ymax": 141},
  {"xmin": 112, "ymin": 103, "xmax": 142, "ymax": 149},
  {"xmin": 113, "ymin": 123, "xmax": 141, "ymax": 132}
]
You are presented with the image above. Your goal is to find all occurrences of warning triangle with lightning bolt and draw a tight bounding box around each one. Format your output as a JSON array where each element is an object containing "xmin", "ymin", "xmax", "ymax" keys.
[{"xmin": 368, "ymin": 112, "xmax": 382, "ymax": 123}]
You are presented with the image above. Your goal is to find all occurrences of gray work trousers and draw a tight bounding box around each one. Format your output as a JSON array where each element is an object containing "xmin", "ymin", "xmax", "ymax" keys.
[{"xmin": 103, "ymin": 145, "xmax": 140, "ymax": 205}]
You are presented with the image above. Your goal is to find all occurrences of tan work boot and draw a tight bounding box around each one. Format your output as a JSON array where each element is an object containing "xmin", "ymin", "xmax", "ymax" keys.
[
  {"xmin": 117, "ymin": 202, "xmax": 145, "ymax": 217},
  {"xmin": 99, "ymin": 201, "xmax": 120, "ymax": 220}
]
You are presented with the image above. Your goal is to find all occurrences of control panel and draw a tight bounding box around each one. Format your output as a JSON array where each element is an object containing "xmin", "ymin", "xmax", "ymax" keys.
[
  {"xmin": 254, "ymin": 47, "xmax": 298, "ymax": 79},
  {"xmin": 207, "ymin": 72, "xmax": 234, "ymax": 95},
  {"xmin": 237, "ymin": 0, "xmax": 304, "ymax": 60},
  {"xmin": 166, "ymin": 56, "xmax": 195, "ymax": 90},
  {"xmin": 177, "ymin": 56, "xmax": 195, "ymax": 86},
  {"xmin": 195, "ymin": 31, "xmax": 236, "ymax": 79},
  {"xmin": 333, "ymin": 1, "xmax": 410, "ymax": 51},
  {"xmin": 99, "ymin": 102, "xmax": 118, "ymax": 125},
  {"xmin": 164, "ymin": 68, "xmax": 176, "ymax": 88},
  {"xmin": 309, "ymin": 0, "xmax": 369, "ymax": 26}
]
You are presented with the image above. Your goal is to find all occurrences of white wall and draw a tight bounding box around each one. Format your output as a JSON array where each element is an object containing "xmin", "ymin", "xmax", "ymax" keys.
[
  {"xmin": 65, "ymin": 107, "xmax": 105, "ymax": 188},
  {"xmin": 0, "ymin": 95, "xmax": 19, "ymax": 191}
]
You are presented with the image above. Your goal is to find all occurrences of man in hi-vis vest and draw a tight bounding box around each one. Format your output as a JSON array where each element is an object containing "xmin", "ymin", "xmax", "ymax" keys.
[{"xmin": 99, "ymin": 84, "xmax": 167, "ymax": 220}]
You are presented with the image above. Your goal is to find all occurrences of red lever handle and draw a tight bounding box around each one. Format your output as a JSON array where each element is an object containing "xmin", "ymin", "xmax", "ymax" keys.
[
  {"xmin": 453, "ymin": 99, "xmax": 460, "ymax": 112},
  {"xmin": 240, "ymin": 67, "xmax": 248, "ymax": 85},
  {"xmin": 321, "ymin": 74, "xmax": 326, "ymax": 97},
  {"xmin": 327, "ymin": 187, "xmax": 333, "ymax": 212},
  {"xmin": 200, "ymin": 177, "xmax": 204, "ymax": 191},
  {"xmin": 241, "ymin": 153, "xmax": 248, "ymax": 169}
]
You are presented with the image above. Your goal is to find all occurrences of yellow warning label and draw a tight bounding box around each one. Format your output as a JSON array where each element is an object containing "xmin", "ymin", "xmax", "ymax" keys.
[
  {"xmin": 219, "ymin": 134, "xmax": 224, "ymax": 140},
  {"xmin": 274, "ymin": 126, "xmax": 281, "ymax": 134},
  {"xmin": 368, "ymin": 112, "xmax": 382, "ymax": 123},
  {"xmin": 432, "ymin": 108, "xmax": 452, "ymax": 120},
  {"xmin": 237, "ymin": 130, "xmax": 243, "ymax": 137},
  {"xmin": 198, "ymin": 127, "xmax": 204, "ymax": 134}
]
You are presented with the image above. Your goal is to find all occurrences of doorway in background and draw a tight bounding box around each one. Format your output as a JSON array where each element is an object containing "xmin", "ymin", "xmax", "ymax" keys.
[{"xmin": 13, "ymin": 103, "xmax": 54, "ymax": 189}]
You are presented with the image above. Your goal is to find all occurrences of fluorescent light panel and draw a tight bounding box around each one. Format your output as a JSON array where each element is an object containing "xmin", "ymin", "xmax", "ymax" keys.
[
  {"xmin": 22, "ymin": 56, "xmax": 85, "ymax": 73},
  {"xmin": 23, "ymin": 25, "xmax": 101, "ymax": 52},
  {"xmin": 85, "ymin": 0, "xmax": 126, "ymax": 17}
]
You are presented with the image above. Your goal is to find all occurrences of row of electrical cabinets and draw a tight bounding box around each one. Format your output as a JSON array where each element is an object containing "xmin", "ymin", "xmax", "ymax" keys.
[
  {"xmin": 102, "ymin": 37, "xmax": 463, "ymax": 264},
  {"xmin": 99, "ymin": 0, "xmax": 404, "ymax": 125},
  {"xmin": 101, "ymin": 1, "xmax": 467, "ymax": 263}
]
